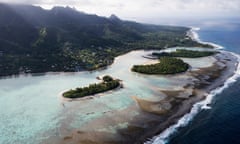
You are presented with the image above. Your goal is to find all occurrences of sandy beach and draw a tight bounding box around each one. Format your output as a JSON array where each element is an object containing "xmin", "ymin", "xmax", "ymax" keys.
[{"xmin": 45, "ymin": 50, "xmax": 239, "ymax": 144}]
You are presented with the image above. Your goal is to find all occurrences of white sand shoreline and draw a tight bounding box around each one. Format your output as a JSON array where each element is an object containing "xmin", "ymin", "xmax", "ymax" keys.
[{"xmin": 187, "ymin": 27, "xmax": 224, "ymax": 49}]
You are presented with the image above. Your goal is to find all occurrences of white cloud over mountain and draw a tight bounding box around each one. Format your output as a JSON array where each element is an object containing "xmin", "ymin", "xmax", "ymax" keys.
[{"xmin": 1, "ymin": 0, "xmax": 239, "ymax": 23}]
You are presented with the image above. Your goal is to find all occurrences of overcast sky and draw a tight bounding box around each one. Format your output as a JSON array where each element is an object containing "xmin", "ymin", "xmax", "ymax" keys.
[{"xmin": 1, "ymin": 0, "xmax": 240, "ymax": 24}]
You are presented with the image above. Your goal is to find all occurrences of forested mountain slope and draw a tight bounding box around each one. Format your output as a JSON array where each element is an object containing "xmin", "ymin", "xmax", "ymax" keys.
[{"xmin": 0, "ymin": 3, "xmax": 209, "ymax": 76}]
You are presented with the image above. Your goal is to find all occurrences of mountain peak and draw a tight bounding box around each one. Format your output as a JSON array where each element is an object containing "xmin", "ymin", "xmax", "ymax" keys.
[
  {"xmin": 51, "ymin": 6, "xmax": 75, "ymax": 11},
  {"xmin": 109, "ymin": 14, "xmax": 121, "ymax": 21}
]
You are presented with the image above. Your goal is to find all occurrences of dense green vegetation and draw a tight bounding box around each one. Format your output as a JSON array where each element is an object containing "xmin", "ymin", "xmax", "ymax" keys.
[
  {"xmin": 0, "ymin": 4, "xmax": 212, "ymax": 77},
  {"xmin": 132, "ymin": 57, "xmax": 189, "ymax": 74},
  {"xmin": 152, "ymin": 49, "xmax": 217, "ymax": 58},
  {"xmin": 63, "ymin": 75, "xmax": 120, "ymax": 98}
]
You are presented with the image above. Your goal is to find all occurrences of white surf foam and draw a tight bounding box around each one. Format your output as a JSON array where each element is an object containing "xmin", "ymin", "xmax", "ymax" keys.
[
  {"xmin": 145, "ymin": 31, "xmax": 240, "ymax": 144},
  {"xmin": 187, "ymin": 27, "xmax": 224, "ymax": 49},
  {"xmin": 145, "ymin": 52, "xmax": 240, "ymax": 144}
]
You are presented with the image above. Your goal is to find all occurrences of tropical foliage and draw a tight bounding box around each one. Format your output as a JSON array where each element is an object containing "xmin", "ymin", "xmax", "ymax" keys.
[
  {"xmin": 63, "ymin": 75, "xmax": 120, "ymax": 98},
  {"xmin": 132, "ymin": 57, "xmax": 189, "ymax": 74},
  {"xmin": 0, "ymin": 4, "xmax": 212, "ymax": 77}
]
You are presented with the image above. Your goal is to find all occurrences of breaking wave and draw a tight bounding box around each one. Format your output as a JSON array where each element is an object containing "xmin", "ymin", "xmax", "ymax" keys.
[
  {"xmin": 187, "ymin": 27, "xmax": 224, "ymax": 49},
  {"xmin": 145, "ymin": 28, "xmax": 240, "ymax": 144}
]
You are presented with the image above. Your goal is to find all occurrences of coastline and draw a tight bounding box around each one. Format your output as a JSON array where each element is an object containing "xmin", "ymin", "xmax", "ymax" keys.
[
  {"xmin": 53, "ymin": 50, "xmax": 239, "ymax": 144},
  {"xmin": 187, "ymin": 27, "xmax": 224, "ymax": 49},
  {"xmin": 43, "ymin": 28, "xmax": 240, "ymax": 144},
  {"xmin": 145, "ymin": 29, "xmax": 240, "ymax": 144},
  {"xmin": 144, "ymin": 51, "xmax": 239, "ymax": 144},
  {"xmin": 0, "ymin": 27, "xmax": 211, "ymax": 79},
  {"xmin": 2, "ymin": 27, "xmax": 238, "ymax": 144}
]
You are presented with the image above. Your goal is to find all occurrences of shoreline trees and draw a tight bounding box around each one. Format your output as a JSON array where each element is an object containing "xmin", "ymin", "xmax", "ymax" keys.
[
  {"xmin": 63, "ymin": 75, "xmax": 120, "ymax": 98},
  {"xmin": 132, "ymin": 57, "xmax": 189, "ymax": 74}
]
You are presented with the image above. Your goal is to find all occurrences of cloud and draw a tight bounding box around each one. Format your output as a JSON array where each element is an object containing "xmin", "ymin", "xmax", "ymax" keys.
[{"xmin": 1, "ymin": 0, "xmax": 239, "ymax": 23}]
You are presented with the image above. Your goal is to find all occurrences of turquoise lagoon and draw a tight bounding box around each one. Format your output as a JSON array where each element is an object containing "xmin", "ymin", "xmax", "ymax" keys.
[{"xmin": 0, "ymin": 49, "xmax": 212, "ymax": 144}]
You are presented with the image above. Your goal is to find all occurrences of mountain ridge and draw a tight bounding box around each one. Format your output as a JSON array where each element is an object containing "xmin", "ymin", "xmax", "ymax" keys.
[{"xmin": 0, "ymin": 3, "xmax": 210, "ymax": 77}]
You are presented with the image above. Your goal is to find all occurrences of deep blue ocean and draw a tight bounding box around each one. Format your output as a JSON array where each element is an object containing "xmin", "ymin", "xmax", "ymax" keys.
[{"xmin": 169, "ymin": 21, "xmax": 240, "ymax": 144}]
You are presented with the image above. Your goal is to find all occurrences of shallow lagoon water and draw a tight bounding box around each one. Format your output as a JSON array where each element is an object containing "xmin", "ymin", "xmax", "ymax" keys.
[{"xmin": 0, "ymin": 49, "xmax": 213, "ymax": 144}]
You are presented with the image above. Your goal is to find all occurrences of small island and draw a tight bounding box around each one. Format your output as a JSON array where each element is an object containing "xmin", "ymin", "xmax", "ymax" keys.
[
  {"xmin": 132, "ymin": 57, "xmax": 189, "ymax": 74},
  {"xmin": 152, "ymin": 49, "xmax": 217, "ymax": 58},
  {"xmin": 63, "ymin": 75, "xmax": 121, "ymax": 98}
]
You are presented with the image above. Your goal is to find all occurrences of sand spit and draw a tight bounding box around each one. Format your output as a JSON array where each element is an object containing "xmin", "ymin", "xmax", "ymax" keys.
[{"xmin": 44, "ymin": 51, "xmax": 238, "ymax": 144}]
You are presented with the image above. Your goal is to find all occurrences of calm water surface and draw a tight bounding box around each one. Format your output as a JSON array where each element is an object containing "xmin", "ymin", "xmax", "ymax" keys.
[{"xmin": 0, "ymin": 50, "xmax": 197, "ymax": 144}]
